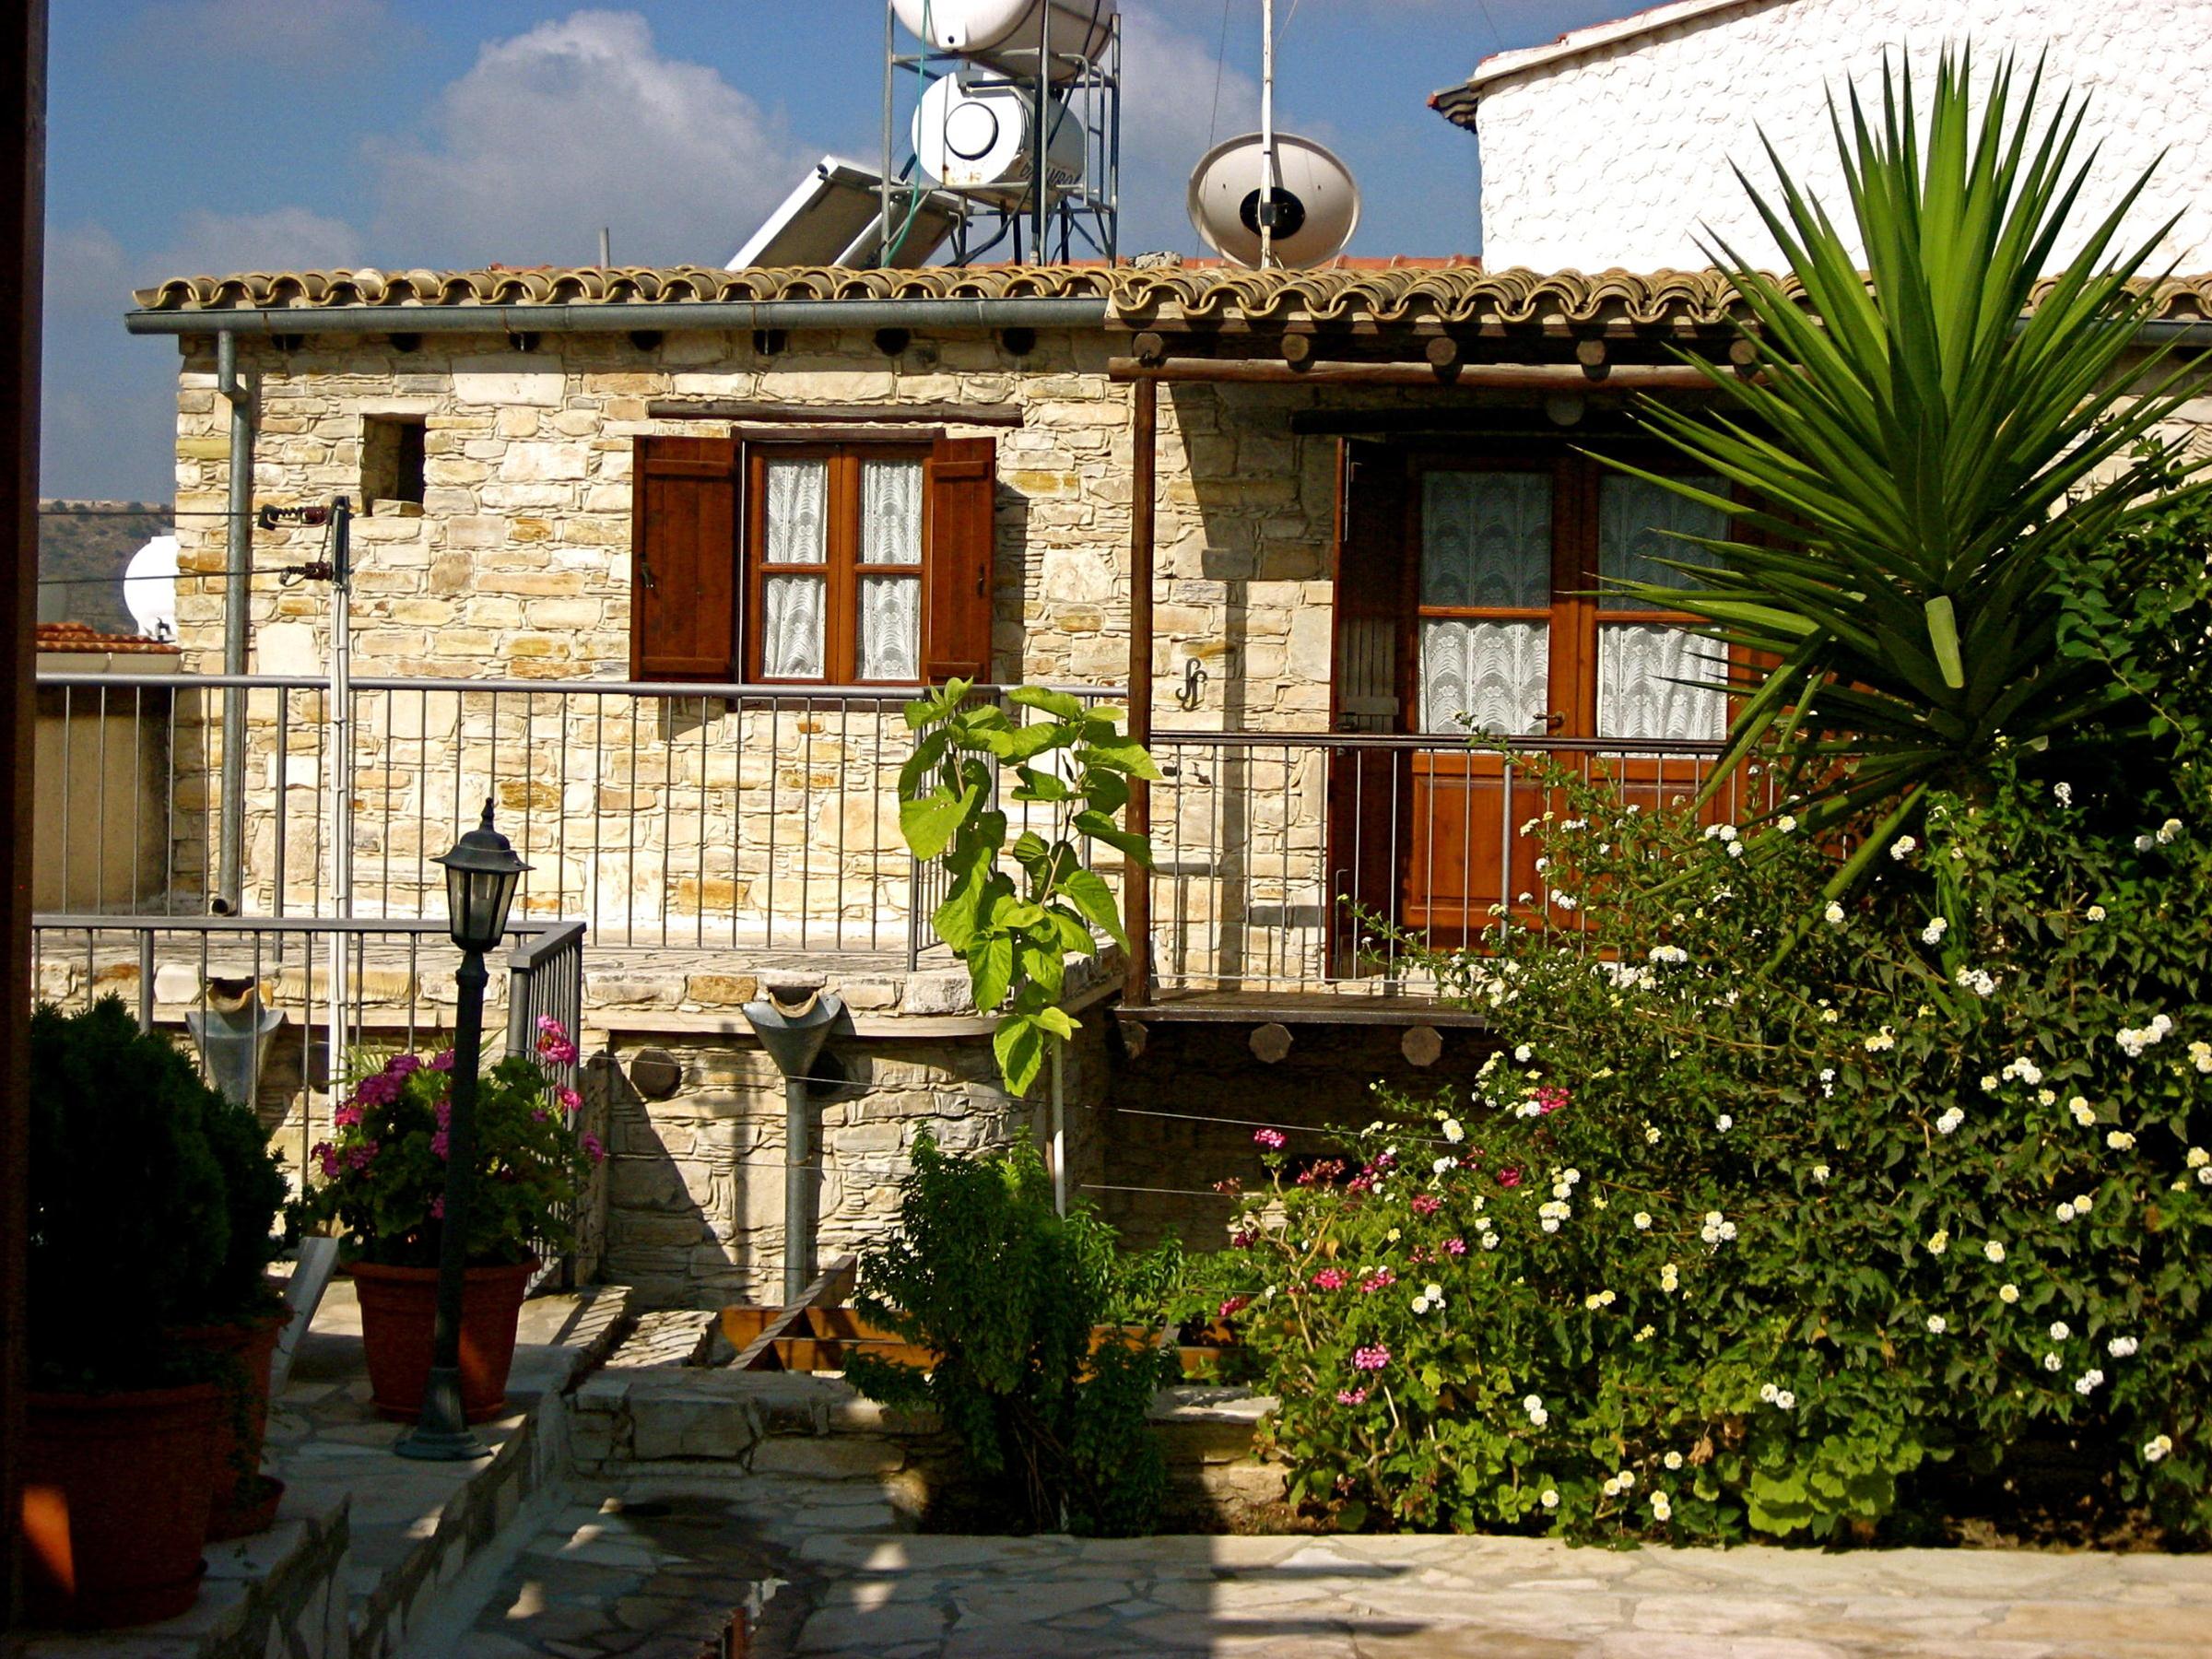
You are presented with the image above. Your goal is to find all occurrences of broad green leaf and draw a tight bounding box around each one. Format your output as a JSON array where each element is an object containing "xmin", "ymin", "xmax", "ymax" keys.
[
  {"xmin": 1006, "ymin": 685, "xmax": 1087, "ymax": 721},
  {"xmin": 1061, "ymin": 867, "xmax": 1129, "ymax": 949},
  {"xmin": 994, "ymin": 1013, "xmax": 1046, "ymax": 1096},
  {"xmin": 1078, "ymin": 735, "xmax": 1165, "ymax": 782},
  {"xmin": 900, "ymin": 784, "xmax": 975, "ymax": 861},
  {"xmin": 1074, "ymin": 809, "xmax": 1155, "ymax": 869},
  {"xmin": 971, "ymin": 933, "xmax": 1014, "ymax": 1012}
]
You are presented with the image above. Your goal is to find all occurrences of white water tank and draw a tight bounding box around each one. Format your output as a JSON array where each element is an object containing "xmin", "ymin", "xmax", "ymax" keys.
[
  {"xmin": 123, "ymin": 534, "xmax": 178, "ymax": 641},
  {"xmin": 1187, "ymin": 132, "xmax": 1362, "ymax": 270},
  {"xmin": 892, "ymin": 0, "xmax": 1116, "ymax": 79},
  {"xmin": 913, "ymin": 71, "xmax": 1085, "ymax": 198}
]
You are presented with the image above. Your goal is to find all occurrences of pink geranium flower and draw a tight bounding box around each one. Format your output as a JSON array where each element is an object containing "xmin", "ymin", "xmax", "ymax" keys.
[
  {"xmin": 1359, "ymin": 1268, "xmax": 1396, "ymax": 1294},
  {"xmin": 1410, "ymin": 1194, "xmax": 1441, "ymax": 1217},
  {"xmin": 1352, "ymin": 1345, "xmax": 1390, "ymax": 1372},
  {"xmin": 1218, "ymin": 1295, "xmax": 1252, "ymax": 1319},
  {"xmin": 1312, "ymin": 1267, "xmax": 1347, "ymax": 1290},
  {"xmin": 1335, "ymin": 1387, "xmax": 1369, "ymax": 1405},
  {"xmin": 1442, "ymin": 1237, "xmax": 1468, "ymax": 1256},
  {"xmin": 1253, "ymin": 1127, "xmax": 1287, "ymax": 1150},
  {"xmin": 1499, "ymin": 1167, "xmax": 1524, "ymax": 1189}
]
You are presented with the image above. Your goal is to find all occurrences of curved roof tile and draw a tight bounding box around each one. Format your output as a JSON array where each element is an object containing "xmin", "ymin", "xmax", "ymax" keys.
[{"xmin": 129, "ymin": 263, "xmax": 2212, "ymax": 330}]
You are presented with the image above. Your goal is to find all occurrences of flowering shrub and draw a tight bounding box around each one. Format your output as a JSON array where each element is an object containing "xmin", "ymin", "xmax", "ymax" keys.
[
  {"xmin": 293, "ymin": 1017, "xmax": 599, "ymax": 1268},
  {"xmin": 1206, "ymin": 730, "xmax": 2212, "ymax": 1541}
]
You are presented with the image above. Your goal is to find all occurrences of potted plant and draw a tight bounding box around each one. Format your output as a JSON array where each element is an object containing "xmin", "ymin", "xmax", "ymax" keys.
[
  {"xmin": 21, "ymin": 997, "xmax": 238, "ymax": 1627},
  {"xmin": 171, "ymin": 1048, "xmax": 291, "ymax": 1539},
  {"xmin": 293, "ymin": 1017, "xmax": 599, "ymax": 1423}
]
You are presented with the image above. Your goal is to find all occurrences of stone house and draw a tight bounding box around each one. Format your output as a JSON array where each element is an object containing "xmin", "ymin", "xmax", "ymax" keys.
[{"xmin": 53, "ymin": 0, "xmax": 2212, "ymax": 1306}]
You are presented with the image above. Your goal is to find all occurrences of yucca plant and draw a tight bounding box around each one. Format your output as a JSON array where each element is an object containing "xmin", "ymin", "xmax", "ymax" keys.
[{"xmin": 1615, "ymin": 49, "xmax": 2206, "ymax": 904}]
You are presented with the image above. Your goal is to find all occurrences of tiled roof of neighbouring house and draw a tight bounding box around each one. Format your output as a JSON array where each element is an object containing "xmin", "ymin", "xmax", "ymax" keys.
[
  {"xmin": 128, "ymin": 263, "xmax": 2212, "ymax": 332},
  {"xmin": 35, "ymin": 621, "xmax": 178, "ymax": 654}
]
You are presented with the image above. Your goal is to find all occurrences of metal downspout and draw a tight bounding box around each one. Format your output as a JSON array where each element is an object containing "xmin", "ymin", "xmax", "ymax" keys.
[{"xmin": 215, "ymin": 329, "xmax": 250, "ymax": 912}]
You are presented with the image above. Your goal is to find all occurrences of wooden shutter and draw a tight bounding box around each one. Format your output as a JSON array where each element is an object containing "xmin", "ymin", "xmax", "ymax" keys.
[
  {"xmin": 923, "ymin": 436, "xmax": 997, "ymax": 684},
  {"xmin": 631, "ymin": 436, "xmax": 739, "ymax": 681}
]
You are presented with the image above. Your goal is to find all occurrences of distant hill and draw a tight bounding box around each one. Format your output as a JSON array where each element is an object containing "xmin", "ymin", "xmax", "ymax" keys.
[{"xmin": 39, "ymin": 499, "xmax": 171, "ymax": 638}]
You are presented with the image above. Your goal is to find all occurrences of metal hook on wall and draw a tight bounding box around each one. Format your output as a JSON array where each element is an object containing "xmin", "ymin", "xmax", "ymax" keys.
[{"xmin": 1175, "ymin": 656, "xmax": 1209, "ymax": 712}]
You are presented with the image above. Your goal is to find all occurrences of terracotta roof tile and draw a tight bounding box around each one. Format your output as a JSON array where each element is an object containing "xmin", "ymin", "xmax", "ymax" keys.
[
  {"xmin": 35, "ymin": 621, "xmax": 178, "ymax": 655},
  {"xmin": 127, "ymin": 262, "xmax": 2212, "ymax": 332}
]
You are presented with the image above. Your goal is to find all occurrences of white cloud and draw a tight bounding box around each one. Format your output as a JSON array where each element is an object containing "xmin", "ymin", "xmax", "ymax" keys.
[
  {"xmin": 128, "ymin": 0, "xmax": 416, "ymax": 69},
  {"xmin": 1113, "ymin": 2, "xmax": 1262, "ymax": 254},
  {"xmin": 366, "ymin": 10, "xmax": 807, "ymax": 269},
  {"xmin": 145, "ymin": 207, "xmax": 365, "ymax": 282}
]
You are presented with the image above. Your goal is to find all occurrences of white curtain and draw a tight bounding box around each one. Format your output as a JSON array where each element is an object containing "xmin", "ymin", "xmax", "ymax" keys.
[
  {"xmin": 861, "ymin": 461, "xmax": 923, "ymax": 566},
  {"xmin": 1597, "ymin": 474, "xmax": 1725, "ymax": 607},
  {"xmin": 1597, "ymin": 623, "xmax": 1727, "ymax": 742},
  {"xmin": 762, "ymin": 577, "xmax": 825, "ymax": 678},
  {"xmin": 765, "ymin": 459, "xmax": 827, "ymax": 564},
  {"xmin": 859, "ymin": 577, "xmax": 920, "ymax": 680},
  {"xmin": 761, "ymin": 460, "xmax": 828, "ymax": 677},
  {"xmin": 1421, "ymin": 619, "xmax": 1549, "ymax": 735},
  {"xmin": 1422, "ymin": 471, "xmax": 1552, "ymax": 607}
]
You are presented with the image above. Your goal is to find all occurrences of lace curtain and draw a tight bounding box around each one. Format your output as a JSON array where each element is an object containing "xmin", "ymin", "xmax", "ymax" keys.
[
  {"xmin": 1421, "ymin": 619, "xmax": 1549, "ymax": 735},
  {"xmin": 762, "ymin": 460, "xmax": 827, "ymax": 677},
  {"xmin": 1421, "ymin": 471, "xmax": 1552, "ymax": 607},
  {"xmin": 1596, "ymin": 624, "xmax": 1727, "ymax": 742},
  {"xmin": 858, "ymin": 462, "xmax": 923, "ymax": 680},
  {"xmin": 1597, "ymin": 474, "xmax": 1725, "ymax": 606},
  {"xmin": 1419, "ymin": 472, "xmax": 1552, "ymax": 734}
]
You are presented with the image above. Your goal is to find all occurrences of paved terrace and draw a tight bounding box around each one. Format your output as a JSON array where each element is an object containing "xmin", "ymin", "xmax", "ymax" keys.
[{"xmin": 452, "ymin": 1482, "xmax": 2212, "ymax": 1658}]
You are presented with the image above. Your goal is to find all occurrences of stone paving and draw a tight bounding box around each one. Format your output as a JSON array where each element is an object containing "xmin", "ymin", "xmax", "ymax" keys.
[{"xmin": 451, "ymin": 1465, "xmax": 2212, "ymax": 1659}]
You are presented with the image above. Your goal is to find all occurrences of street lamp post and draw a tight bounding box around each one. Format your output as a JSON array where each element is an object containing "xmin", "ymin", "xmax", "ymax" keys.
[{"xmin": 396, "ymin": 801, "xmax": 529, "ymax": 1462}]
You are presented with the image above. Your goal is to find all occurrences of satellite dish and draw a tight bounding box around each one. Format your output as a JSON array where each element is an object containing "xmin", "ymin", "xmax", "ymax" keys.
[
  {"xmin": 892, "ymin": 0, "xmax": 1117, "ymax": 79},
  {"xmin": 1187, "ymin": 132, "xmax": 1361, "ymax": 270},
  {"xmin": 124, "ymin": 533, "xmax": 178, "ymax": 641},
  {"xmin": 913, "ymin": 72, "xmax": 1085, "ymax": 199}
]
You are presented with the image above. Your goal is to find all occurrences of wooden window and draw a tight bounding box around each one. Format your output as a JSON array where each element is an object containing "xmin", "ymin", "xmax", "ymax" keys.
[{"xmin": 630, "ymin": 433, "xmax": 995, "ymax": 686}]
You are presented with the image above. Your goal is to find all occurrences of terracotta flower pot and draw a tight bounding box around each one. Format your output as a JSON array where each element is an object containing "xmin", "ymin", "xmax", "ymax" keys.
[
  {"xmin": 173, "ymin": 1304, "xmax": 289, "ymax": 1540},
  {"xmin": 20, "ymin": 1382, "xmax": 221, "ymax": 1629},
  {"xmin": 346, "ymin": 1258, "xmax": 537, "ymax": 1423}
]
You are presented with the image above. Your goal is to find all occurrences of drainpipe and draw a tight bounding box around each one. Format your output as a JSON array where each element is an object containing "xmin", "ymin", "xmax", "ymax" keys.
[
  {"xmin": 739, "ymin": 986, "xmax": 844, "ymax": 1305},
  {"xmin": 215, "ymin": 330, "xmax": 251, "ymax": 913}
]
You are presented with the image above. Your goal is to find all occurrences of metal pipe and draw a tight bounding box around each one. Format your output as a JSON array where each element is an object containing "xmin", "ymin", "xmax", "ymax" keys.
[
  {"xmin": 1110, "ymin": 357, "xmax": 1727, "ymax": 389},
  {"xmin": 125, "ymin": 297, "xmax": 1112, "ymax": 339},
  {"xmin": 1124, "ymin": 375, "xmax": 1156, "ymax": 1006},
  {"xmin": 739, "ymin": 990, "xmax": 843, "ymax": 1305},
  {"xmin": 1259, "ymin": 0, "xmax": 1277, "ymax": 271},
  {"xmin": 216, "ymin": 329, "xmax": 251, "ymax": 912}
]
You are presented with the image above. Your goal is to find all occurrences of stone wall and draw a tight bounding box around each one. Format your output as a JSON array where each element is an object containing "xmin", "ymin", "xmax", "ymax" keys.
[
  {"xmin": 600, "ymin": 1004, "xmax": 1112, "ymax": 1310},
  {"xmin": 1475, "ymin": 0, "xmax": 2212, "ymax": 272}
]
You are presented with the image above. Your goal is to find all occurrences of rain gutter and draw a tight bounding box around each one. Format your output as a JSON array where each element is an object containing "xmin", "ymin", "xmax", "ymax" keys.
[{"xmin": 124, "ymin": 297, "xmax": 1113, "ymax": 338}]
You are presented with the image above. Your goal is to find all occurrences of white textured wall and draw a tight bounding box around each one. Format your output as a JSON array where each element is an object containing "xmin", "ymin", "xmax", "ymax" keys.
[{"xmin": 1477, "ymin": 0, "xmax": 2212, "ymax": 273}]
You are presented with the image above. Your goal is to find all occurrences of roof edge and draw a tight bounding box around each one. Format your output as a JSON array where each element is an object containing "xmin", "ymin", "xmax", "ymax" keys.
[{"xmin": 1431, "ymin": 0, "xmax": 1787, "ymax": 127}]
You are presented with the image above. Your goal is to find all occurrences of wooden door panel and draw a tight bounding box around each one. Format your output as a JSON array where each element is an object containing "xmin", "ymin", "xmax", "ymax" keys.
[{"xmin": 1405, "ymin": 753, "xmax": 1548, "ymax": 945}]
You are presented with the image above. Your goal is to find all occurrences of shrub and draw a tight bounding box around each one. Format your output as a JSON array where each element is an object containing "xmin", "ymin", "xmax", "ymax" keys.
[
  {"xmin": 27, "ymin": 996, "xmax": 279, "ymax": 1388},
  {"xmin": 846, "ymin": 1131, "xmax": 1179, "ymax": 1535},
  {"xmin": 1205, "ymin": 720, "xmax": 2212, "ymax": 1541},
  {"xmin": 292, "ymin": 1016, "xmax": 598, "ymax": 1268}
]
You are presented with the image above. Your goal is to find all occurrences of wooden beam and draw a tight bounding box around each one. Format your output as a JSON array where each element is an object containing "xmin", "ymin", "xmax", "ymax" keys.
[
  {"xmin": 722, "ymin": 1253, "xmax": 859, "ymax": 1371},
  {"xmin": 1125, "ymin": 377, "xmax": 1157, "ymax": 1008},
  {"xmin": 0, "ymin": 2, "xmax": 43, "ymax": 1626},
  {"xmin": 642, "ymin": 400, "xmax": 1026, "ymax": 427},
  {"xmin": 1109, "ymin": 357, "xmax": 1720, "ymax": 390}
]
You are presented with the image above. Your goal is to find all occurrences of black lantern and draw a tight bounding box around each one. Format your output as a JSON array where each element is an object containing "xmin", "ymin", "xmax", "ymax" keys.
[
  {"xmin": 397, "ymin": 802, "xmax": 530, "ymax": 1462},
  {"xmin": 433, "ymin": 801, "xmax": 529, "ymax": 953}
]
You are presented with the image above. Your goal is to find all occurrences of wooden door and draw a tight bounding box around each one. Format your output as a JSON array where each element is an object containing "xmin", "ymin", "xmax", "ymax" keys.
[{"xmin": 1325, "ymin": 441, "xmax": 1408, "ymax": 976}]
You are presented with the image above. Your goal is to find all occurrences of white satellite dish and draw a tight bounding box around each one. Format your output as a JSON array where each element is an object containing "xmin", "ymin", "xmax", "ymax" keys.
[
  {"xmin": 913, "ymin": 72, "xmax": 1085, "ymax": 199},
  {"xmin": 892, "ymin": 0, "xmax": 1117, "ymax": 79},
  {"xmin": 124, "ymin": 533, "xmax": 178, "ymax": 641},
  {"xmin": 1187, "ymin": 132, "xmax": 1361, "ymax": 270}
]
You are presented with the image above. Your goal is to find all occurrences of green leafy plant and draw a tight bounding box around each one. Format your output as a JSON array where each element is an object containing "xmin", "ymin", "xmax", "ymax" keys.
[
  {"xmin": 898, "ymin": 680, "xmax": 1158, "ymax": 1094},
  {"xmin": 1614, "ymin": 49, "xmax": 2206, "ymax": 905},
  {"xmin": 28, "ymin": 996, "xmax": 284, "ymax": 1388},
  {"xmin": 846, "ymin": 1131, "xmax": 1179, "ymax": 1535},
  {"xmin": 291, "ymin": 1017, "xmax": 599, "ymax": 1269}
]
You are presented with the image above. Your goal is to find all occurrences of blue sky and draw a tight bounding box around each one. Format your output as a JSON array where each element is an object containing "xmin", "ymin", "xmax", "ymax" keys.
[{"xmin": 42, "ymin": 0, "xmax": 1634, "ymax": 500}]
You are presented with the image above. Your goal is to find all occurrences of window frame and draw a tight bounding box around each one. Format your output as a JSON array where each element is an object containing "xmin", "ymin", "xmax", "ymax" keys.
[{"xmin": 742, "ymin": 440, "xmax": 935, "ymax": 688}]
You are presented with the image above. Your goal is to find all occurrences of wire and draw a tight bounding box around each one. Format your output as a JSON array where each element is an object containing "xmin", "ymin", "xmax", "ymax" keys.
[
  {"xmin": 1207, "ymin": 0, "xmax": 1234, "ymax": 154},
  {"xmin": 1081, "ymin": 1182, "xmax": 1239, "ymax": 1200},
  {"xmin": 1473, "ymin": 0, "xmax": 1506, "ymax": 51}
]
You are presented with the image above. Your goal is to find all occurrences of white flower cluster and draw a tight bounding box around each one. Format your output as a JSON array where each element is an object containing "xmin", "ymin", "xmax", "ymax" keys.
[
  {"xmin": 1863, "ymin": 1026, "xmax": 1898, "ymax": 1053},
  {"xmin": 2158, "ymin": 817, "xmax": 2184, "ymax": 844},
  {"xmin": 2000, "ymin": 1055, "xmax": 2043, "ymax": 1086},
  {"xmin": 1715, "ymin": 1113, "xmax": 1735, "ymax": 1132},
  {"xmin": 1936, "ymin": 1107, "xmax": 1965, "ymax": 1135},
  {"xmin": 1650, "ymin": 1491, "xmax": 1674, "ymax": 1522},
  {"xmin": 1524, "ymin": 1394, "xmax": 1548, "ymax": 1428},
  {"xmin": 1921, "ymin": 916, "xmax": 1948, "ymax": 945},
  {"xmin": 2069, "ymin": 1097, "xmax": 2099, "ymax": 1127},
  {"xmin": 2053, "ymin": 782, "xmax": 2074, "ymax": 807},
  {"xmin": 1601, "ymin": 1468, "xmax": 1637, "ymax": 1497},
  {"xmin": 1824, "ymin": 900, "xmax": 1847, "ymax": 926},
  {"xmin": 1926, "ymin": 1314, "xmax": 1947, "ymax": 1334},
  {"xmin": 1953, "ymin": 966, "xmax": 2000, "ymax": 996},
  {"xmin": 2085, "ymin": 903, "xmax": 2108, "ymax": 922},
  {"xmin": 2146, "ymin": 1434, "xmax": 2174, "ymax": 1464},
  {"xmin": 1649, "ymin": 945, "xmax": 1689, "ymax": 967},
  {"xmin": 1537, "ymin": 1200, "xmax": 1572, "ymax": 1233},
  {"xmin": 1411, "ymin": 1281, "xmax": 1446, "ymax": 1315},
  {"xmin": 1540, "ymin": 1488, "xmax": 1560, "ymax": 1509},
  {"xmin": 2074, "ymin": 1369, "xmax": 2106, "ymax": 1396},
  {"xmin": 1433, "ymin": 1155, "xmax": 1460, "ymax": 1175},
  {"xmin": 1659, "ymin": 1263, "xmax": 1680, "ymax": 1292},
  {"xmin": 1583, "ymin": 1288, "xmax": 1618, "ymax": 1311},
  {"xmin": 2110, "ymin": 1335, "xmax": 2140, "ymax": 1358},
  {"xmin": 1983, "ymin": 1240, "xmax": 2006, "ymax": 1264},
  {"xmin": 2055, "ymin": 1194, "xmax": 2095, "ymax": 1221},
  {"xmin": 1926, "ymin": 1230, "xmax": 1949, "ymax": 1255},
  {"xmin": 2108, "ymin": 1129, "xmax": 2137, "ymax": 1151},
  {"xmin": 1999, "ymin": 1283, "xmax": 2021, "ymax": 1304},
  {"xmin": 1632, "ymin": 1211, "xmax": 1653, "ymax": 1230},
  {"xmin": 1811, "ymin": 1163, "xmax": 1831, "ymax": 1182},
  {"xmin": 1663, "ymin": 1450, "xmax": 1685, "ymax": 1470},
  {"xmin": 1758, "ymin": 1382, "xmax": 1798, "ymax": 1409},
  {"xmin": 2116, "ymin": 1013, "xmax": 2174, "ymax": 1058},
  {"xmin": 1699, "ymin": 1211, "xmax": 1737, "ymax": 1247},
  {"xmin": 2191, "ymin": 1041, "xmax": 2212, "ymax": 1076},
  {"xmin": 1441, "ymin": 1116, "xmax": 1465, "ymax": 1144},
  {"xmin": 1890, "ymin": 835, "xmax": 1917, "ymax": 861}
]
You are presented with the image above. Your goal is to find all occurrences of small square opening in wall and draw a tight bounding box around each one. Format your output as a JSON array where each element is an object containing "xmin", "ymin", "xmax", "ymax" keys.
[{"xmin": 362, "ymin": 416, "xmax": 428, "ymax": 513}]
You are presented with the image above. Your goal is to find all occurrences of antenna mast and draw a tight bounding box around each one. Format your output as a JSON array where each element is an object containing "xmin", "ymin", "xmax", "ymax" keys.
[{"xmin": 1259, "ymin": 0, "xmax": 1277, "ymax": 269}]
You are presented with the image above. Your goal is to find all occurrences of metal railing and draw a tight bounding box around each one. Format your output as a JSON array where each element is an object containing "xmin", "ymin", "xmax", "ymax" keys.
[
  {"xmin": 31, "ymin": 672, "xmax": 1123, "ymax": 964},
  {"xmin": 29, "ymin": 912, "xmax": 586, "ymax": 1171},
  {"xmin": 1146, "ymin": 729, "xmax": 1752, "ymax": 994}
]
